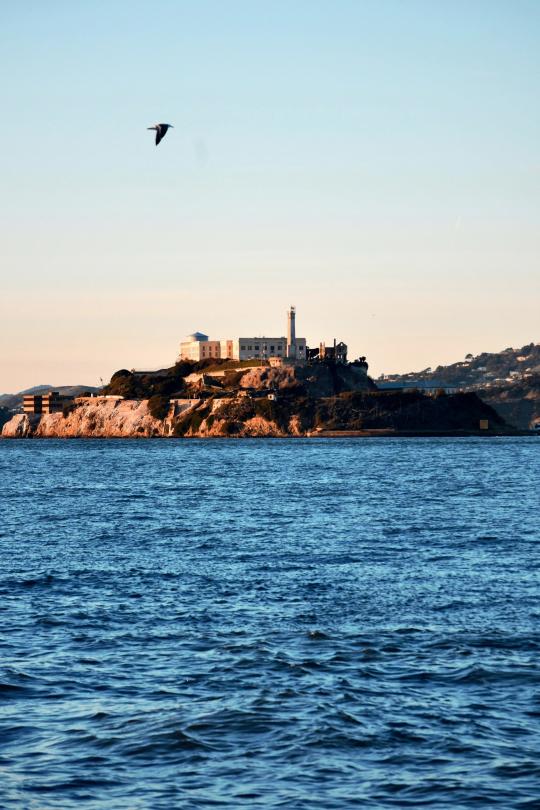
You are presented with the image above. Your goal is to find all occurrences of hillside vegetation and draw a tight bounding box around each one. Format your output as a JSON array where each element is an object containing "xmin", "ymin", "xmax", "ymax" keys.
[
  {"xmin": 382, "ymin": 342, "xmax": 539, "ymax": 389},
  {"xmin": 380, "ymin": 342, "xmax": 540, "ymax": 429}
]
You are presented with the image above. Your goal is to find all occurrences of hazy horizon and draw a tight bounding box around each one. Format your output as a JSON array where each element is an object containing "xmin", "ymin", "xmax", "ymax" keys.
[{"xmin": 2, "ymin": 1, "xmax": 539, "ymax": 393}]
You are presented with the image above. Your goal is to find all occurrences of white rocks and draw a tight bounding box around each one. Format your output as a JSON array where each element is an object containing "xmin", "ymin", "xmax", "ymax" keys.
[
  {"xmin": 2, "ymin": 399, "xmax": 168, "ymax": 439},
  {"xmin": 1, "ymin": 414, "xmax": 39, "ymax": 438}
]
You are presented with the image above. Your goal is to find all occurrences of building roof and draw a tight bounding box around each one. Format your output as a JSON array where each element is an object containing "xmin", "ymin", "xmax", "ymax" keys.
[{"xmin": 187, "ymin": 331, "xmax": 209, "ymax": 342}]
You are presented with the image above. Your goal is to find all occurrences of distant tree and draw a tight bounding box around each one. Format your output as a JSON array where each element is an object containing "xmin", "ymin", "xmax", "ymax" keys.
[
  {"xmin": 106, "ymin": 373, "xmax": 140, "ymax": 399},
  {"xmin": 170, "ymin": 360, "xmax": 194, "ymax": 379},
  {"xmin": 110, "ymin": 369, "xmax": 132, "ymax": 380}
]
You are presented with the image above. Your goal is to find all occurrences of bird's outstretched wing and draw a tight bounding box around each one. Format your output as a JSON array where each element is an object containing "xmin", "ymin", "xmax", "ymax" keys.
[{"xmin": 155, "ymin": 126, "xmax": 164, "ymax": 146}]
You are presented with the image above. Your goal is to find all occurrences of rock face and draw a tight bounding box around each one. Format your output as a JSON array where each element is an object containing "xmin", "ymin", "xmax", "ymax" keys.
[
  {"xmin": 2, "ymin": 398, "xmax": 169, "ymax": 439},
  {"xmin": 239, "ymin": 363, "xmax": 375, "ymax": 397},
  {"xmin": 2, "ymin": 414, "xmax": 40, "ymax": 438},
  {"xmin": 1, "ymin": 390, "xmax": 512, "ymax": 439}
]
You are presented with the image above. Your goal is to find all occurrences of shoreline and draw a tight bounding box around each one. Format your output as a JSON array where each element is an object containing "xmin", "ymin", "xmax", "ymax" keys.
[{"xmin": 1, "ymin": 430, "xmax": 536, "ymax": 440}]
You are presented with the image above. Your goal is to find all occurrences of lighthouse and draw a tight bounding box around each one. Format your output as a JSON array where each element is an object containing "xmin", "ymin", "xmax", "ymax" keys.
[{"xmin": 287, "ymin": 305, "xmax": 297, "ymax": 359}]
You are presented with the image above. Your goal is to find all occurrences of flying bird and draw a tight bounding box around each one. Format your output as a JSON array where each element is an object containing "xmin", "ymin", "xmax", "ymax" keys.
[{"xmin": 147, "ymin": 123, "xmax": 174, "ymax": 146}]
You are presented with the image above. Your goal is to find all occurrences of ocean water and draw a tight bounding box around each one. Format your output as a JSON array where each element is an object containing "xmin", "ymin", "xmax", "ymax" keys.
[{"xmin": 0, "ymin": 437, "xmax": 539, "ymax": 809}]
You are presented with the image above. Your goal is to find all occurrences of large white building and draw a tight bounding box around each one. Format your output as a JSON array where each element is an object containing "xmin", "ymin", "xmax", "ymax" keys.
[
  {"xmin": 179, "ymin": 307, "xmax": 306, "ymax": 363},
  {"xmin": 179, "ymin": 332, "xmax": 221, "ymax": 362}
]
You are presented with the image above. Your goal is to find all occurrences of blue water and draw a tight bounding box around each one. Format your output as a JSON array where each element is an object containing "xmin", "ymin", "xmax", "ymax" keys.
[{"xmin": 0, "ymin": 438, "xmax": 539, "ymax": 809}]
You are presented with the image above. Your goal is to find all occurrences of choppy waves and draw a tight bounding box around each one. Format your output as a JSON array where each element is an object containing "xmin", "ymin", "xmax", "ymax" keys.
[{"xmin": 0, "ymin": 437, "xmax": 539, "ymax": 808}]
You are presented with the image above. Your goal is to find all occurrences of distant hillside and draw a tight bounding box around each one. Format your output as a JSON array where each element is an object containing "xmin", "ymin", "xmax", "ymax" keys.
[
  {"xmin": 379, "ymin": 342, "xmax": 540, "ymax": 389},
  {"xmin": 378, "ymin": 342, "xmax": 540, "ymax": 429},
  {"xmin": 0, "ymin": 385, "xmax": 101, "ymax": 412}
]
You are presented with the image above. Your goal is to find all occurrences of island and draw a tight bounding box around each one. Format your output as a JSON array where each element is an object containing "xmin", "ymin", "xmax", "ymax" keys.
[
  {"xmin": 2, "ymin": 358, "xmax": 510, "ymax": 439},
  {"xmin": 2, "ymin": 307, "xmax": 525, "ymax": 439}
]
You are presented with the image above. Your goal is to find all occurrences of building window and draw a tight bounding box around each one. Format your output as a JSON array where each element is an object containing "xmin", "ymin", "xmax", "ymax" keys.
[
  {"xmin": 270, "ymin": 345, "xmax": 274, "ymax": 351},
  {"xmin": 241, "ymin": 345, "xmax": 246, "ymax": 350},
  {"xmin": 255, "ymin": 345, "xmax": 259, "ymax": 350}
]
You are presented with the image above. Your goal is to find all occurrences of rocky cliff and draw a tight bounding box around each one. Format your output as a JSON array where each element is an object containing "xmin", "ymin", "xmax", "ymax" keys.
[
  {"xmin": 2, "ymin": 398, "xmax": 169, "ymax": 439},
  {"xmin": 2, "ymin": 389, "xmax": 512, "ymax": 439},
  {"xmin": 237, "ymin": 363, "xmax": 375, "ymax": 397}
]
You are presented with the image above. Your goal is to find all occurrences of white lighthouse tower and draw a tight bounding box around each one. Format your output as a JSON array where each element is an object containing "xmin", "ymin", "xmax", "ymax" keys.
[{"xmin": 287, "ymin": 305, "xmax": 297, "ymax": 359}]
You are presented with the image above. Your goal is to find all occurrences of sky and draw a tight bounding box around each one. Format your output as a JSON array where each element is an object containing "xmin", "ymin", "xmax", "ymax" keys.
[{"xmin": 1, "ymin": 0, "xmax": 539, "ymax": 392}]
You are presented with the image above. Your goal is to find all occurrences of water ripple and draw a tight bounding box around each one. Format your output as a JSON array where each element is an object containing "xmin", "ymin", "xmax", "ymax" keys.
[{"xmin": 0, "ymin": 437, "xmax": 538, "ymax": 808}]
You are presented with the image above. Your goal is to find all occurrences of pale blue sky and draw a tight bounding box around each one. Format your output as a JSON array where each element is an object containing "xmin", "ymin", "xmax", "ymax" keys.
[{"xmin": 1, "ymin": 1, "xmax": 539, "ymax": 391}]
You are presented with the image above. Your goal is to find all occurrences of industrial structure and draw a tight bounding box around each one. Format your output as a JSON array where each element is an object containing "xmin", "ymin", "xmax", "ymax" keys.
[
  {"xmin": 23, "ymin": 392, "xmax": 74, "ymax": 415},
  {"xmin": 315, "ymin": 340, "xmax": 348, "ymax": 363}
]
